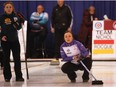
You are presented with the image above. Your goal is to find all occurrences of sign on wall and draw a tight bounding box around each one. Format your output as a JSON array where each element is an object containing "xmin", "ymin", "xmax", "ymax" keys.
[{"xmin": 92, "ymin": 20, "xmax": 116, "ymax": 60}]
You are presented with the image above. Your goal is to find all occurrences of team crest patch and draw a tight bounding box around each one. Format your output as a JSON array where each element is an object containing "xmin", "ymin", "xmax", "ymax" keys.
[{"xmin": 5, "ymin": 18, "xmax": 11, "ymax": 24}]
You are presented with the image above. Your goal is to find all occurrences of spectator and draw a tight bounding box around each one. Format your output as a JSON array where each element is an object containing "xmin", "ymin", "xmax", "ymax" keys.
[
  {"xmin": 29, "ymin": 5, "xmax": 48, "ymax": 58},
  {"xmin": 77, "ymin": 5, "xmax": 98, "ymax": 52},
  {"xmin": 0, "ymin": 1, "xmax": 24, "ymax": 82},
  {"xmin": 51, "ymin": 0, "xmax": 73, "ymax": 62}
]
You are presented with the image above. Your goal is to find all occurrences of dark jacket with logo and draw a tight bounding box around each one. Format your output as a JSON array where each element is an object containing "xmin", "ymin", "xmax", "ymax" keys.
[
  {"xmin": 0, "ymin": 12, "xmax": 22, "ymax": 42},
  {"xmin": 51, "ymin": 4, "xmax": 73, "ymax": 31}
]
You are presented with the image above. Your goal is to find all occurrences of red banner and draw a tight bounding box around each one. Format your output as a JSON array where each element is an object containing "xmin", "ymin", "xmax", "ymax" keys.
[{"xmin": 104, "ymin": 20, "xmax": 116, "ymax": 30}]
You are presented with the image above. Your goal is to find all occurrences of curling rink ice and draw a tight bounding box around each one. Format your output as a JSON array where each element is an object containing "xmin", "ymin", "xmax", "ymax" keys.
[{"xmin": 0, "ymin": 60, "xmax": 116, "ymax": 87}]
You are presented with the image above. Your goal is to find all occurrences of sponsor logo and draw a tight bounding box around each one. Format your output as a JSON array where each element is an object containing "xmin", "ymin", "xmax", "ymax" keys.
[{"xmin": 95, "ymin": 22, "xmax": 102, "ymax": 29}]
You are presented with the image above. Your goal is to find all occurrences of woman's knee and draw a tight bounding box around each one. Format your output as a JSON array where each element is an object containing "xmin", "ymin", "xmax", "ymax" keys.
[
  {"xmin": 61, "ymin": 63, "xmax": 70, "ymax": 73},
  {"xmin": 61, "ymin": 65, "xmax": 66, "ymax": 73},
  {"xmin": 82, "ymin": 58, "xmax": 92, "ymax": 70}
]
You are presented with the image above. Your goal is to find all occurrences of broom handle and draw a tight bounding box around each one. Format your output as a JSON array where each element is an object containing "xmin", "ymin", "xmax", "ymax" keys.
[
  {"xmin": 80, "ymin": 60, "xmax": 97, "ymax": 81},
  {"xmin": 21, "ymin": 23, "xmax": 29, "ymax": 79}
]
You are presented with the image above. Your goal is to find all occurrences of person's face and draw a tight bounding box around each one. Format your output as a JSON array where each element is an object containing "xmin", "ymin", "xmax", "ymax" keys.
[
  {"xmin": 37, "ymin": 5, "xmax": 44, "ymax": 13},
  {"xmin": 57, "ymin": 0, "xmax": 64, "ymax": 7},
  {"xmin": 89, "ymin": 6, "xmax": 95, "ymax": 15},
  {"xmin": 64, "ymin": 32, "xmax": 73, "ymax": 43},
  {"xmin": 4, "ymin": 4, "xmax": 14, "ymax": 14}
]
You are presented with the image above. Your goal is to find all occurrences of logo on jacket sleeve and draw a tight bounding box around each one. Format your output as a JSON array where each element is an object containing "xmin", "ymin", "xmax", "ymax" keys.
[{"xmin": 14, "ymin": 17, "xmax": 18, "ymax": 22}]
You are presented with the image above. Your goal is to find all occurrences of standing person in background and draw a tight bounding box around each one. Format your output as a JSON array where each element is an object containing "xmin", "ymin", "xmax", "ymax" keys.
[
  {"xmin": 0, "ymin": 1, "xmax": 24, "ymax": 82},
  {"xmin": 60, "ymin": 31, "xmax": 91, "ymax": 83},
  {"xmin": 51, "ymin": 0, "xmax": 73, "ymax": 63},
  {"xmin": 77, "ymin": 5, "xmax": 98, "ymax": 53},
  {"xmin": 29, "ymin": 5, "xmax": 48, "ymax": 58}
]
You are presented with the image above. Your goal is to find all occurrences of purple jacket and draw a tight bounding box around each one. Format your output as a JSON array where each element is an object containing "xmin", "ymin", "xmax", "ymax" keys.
[{"xmin": 60, "ymin": 40, "xmax": 89, "ymax": 61}]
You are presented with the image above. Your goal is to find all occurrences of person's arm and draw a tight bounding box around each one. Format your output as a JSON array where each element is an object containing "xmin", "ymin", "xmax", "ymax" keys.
[
  {"xmin": 67, "ymin": 5, "xmax": 73, "ymax": 31},
  {"xmin": 76, "ymin": 41, "xmax": 89, "ymax": 57},
  {"xmin": 51, "ymin": 7, "xmax": 56, "ymax": 29},
  {"xmin": 12, "ymin": 12, "xmax": 22, "ymax": 30},
  {"xmin": 0, "ymin": 15, "xmax": 7, "ymax": 41},
  {"xmin": 0, "ymin": 15, "xmax": 2, "ymax": 32},
  {"xmin": 39, "ymin": 12, "xmax": 48, "ymax": 24},
  {"xmin": 16, "ymin": 12, "xmax": 25, "ymax": 24},
  {"xmin": 51, "ymin": 7, "xmax": 56, "ymax": 33},
  {"xmin": 83, "ymin": 10, "xmax": 92, "ymax": 27},
  {"xmin": 30, "ymin": 12, "xmax": 39, "ymax": 22},
  {"xmin": 60, "ymin": 44, "xmax": 73, "ymax": 61}
]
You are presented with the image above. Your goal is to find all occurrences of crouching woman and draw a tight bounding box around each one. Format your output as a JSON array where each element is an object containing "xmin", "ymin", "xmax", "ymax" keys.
[{"xmin": 60, "ymin": 31, "xmax": 92, "ymax": 83}]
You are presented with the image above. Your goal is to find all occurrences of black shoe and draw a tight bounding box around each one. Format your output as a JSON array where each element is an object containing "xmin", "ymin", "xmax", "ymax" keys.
[
  {"xmin": 71, "ymin": 79, "xmax": 76, "ymax": 83},
  {"xmin": 16, "ymin": 78, "xmax": 24, "ymax": 82},
  {"xmin": 5, "ymin": 79, "xmax": 10, "ymax": 82},
  {"xmin": 83, "ymin": 79, "xmax": 89, "ymax": 82}
]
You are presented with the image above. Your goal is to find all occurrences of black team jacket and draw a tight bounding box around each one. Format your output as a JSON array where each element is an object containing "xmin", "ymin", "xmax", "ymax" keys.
[
  {"xmin": 51, "ymin": 4, "xmax": 73, "ymax": 31},
  {"xmin": 0, "ymin": 12, "xmax": 24, "ymax": 42}
]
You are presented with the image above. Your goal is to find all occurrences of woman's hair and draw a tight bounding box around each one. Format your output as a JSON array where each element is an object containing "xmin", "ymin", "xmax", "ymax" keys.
[
  {"xmin": 3, "ymin": 1, "xmax": 15, "ymax": 12},
  {"xmin": 64, "ymin": 31, "xmax": 74, "ymax": 38},
  {"xmin": 65, "ymin": 31, "xmax": 72, "ymax": 34}
]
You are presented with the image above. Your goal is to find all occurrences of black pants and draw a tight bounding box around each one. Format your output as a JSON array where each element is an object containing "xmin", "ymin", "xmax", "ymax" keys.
[
  {"xmin": 1, "ymin": 40, "xmax": 23, "ymax": 80},
  {"xmin": 54, "ymin": 28, "xmax": 66, "ymax": 58},
  {"xmin": 61, "ymin": 58, "xmax": 92, "ymax": 81},
  {"xmin": 29, "ymin": 29, "xmax": 47, "ymax": 58}
]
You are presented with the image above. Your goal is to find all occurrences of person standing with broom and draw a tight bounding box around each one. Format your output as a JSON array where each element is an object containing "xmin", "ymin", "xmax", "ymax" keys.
[{"xmin": 0, "ymin": 1, "xmax": 24, "ymax": 82}]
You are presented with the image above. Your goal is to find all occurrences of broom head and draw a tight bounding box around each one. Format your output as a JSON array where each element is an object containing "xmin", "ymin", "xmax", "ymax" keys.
[{"xmin": 92, "ymin": 80, "xmax": 103, "ymax": 85}]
